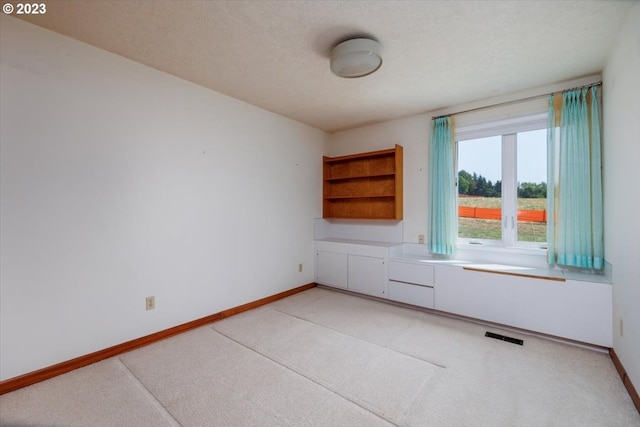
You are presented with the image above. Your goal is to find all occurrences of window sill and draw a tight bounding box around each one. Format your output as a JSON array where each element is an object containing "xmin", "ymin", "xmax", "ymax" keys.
[
  {"xmin": 456, "ymin": 242, "xmax": 548, "ymax": 269},
  {"xmin": 392, "ymin": 243, "xmax": 612, "ymax": 284}
]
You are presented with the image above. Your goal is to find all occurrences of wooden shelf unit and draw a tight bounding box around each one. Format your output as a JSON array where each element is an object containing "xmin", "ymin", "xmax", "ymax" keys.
[{"xmin": 323, "ymin": 145, "xmax": 403, "ymax": 220}]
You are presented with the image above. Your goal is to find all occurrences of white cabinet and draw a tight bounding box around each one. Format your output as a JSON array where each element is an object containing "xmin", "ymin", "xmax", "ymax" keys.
[
  {"xmin": 316, "ymin": 238, "xmax": 612, "ymax": 347},
  {"xmin": 348, "ymin": 255, "xmax": 385, "ymax": 297},
  {"xmin": 389, "ymin": 261, "xmax": 434, "ymax": 286},
  {"xmin": 388, "ymin": 261, "xmax": 435, "ymax": 309},
  {"xmin": 316, "ymin": 251, "xmax": 348, "ymax": 289},
  {"xmin": 388, "ymin": 281, "xmax": 434, "ymax": 308},
  {"xmin": 435, "ymin": 265, "xmax": 613, "ymax": 347},
  {"xmin": 315, "ymin": 251, "xmax": 386, "ymax": 297},
  {"xmin": 315, "ymin": 240, "xmax": 391, "ymax": 297}
]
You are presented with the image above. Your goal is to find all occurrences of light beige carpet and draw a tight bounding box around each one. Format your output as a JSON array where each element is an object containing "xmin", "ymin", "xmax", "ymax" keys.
[{"xmin": 1, "ymin": 287, "xmax": 639, "ymax": 426}]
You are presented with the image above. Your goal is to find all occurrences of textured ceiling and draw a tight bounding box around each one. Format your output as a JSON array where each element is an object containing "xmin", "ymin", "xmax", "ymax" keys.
[{"xmin": 17, "ymin": 1, "xmax": 634, "ymax": 132}]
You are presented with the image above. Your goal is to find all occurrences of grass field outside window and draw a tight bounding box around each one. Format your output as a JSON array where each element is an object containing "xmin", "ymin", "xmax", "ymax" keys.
[{"xmin": 458, "ymin": 197, "xmax": 547, "ymax": 242}]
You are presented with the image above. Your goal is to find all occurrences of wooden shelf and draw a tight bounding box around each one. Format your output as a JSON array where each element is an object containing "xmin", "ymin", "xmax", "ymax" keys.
[
  {"xmin": 323, "ymin": 145, "xmax": 403, "ymax": 220},
  {"xmin": 322, "ymin": 147, "xmax": 397, "ymax": 163},
  {"xmin": 324, "ymin": 195, "xmax": 395, "ymax": 200},
  {"xmin": 324, "ymin": 172, "xmax": 396, "ymax": 182}
]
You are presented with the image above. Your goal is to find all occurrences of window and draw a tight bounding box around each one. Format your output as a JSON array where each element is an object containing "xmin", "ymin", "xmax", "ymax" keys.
[{"xmin": 456, "ymin": 113, "xmax": 547, "ymax": 249}]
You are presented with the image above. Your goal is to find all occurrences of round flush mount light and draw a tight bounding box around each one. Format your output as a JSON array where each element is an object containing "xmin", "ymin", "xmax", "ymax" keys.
[{"xmin": 330, "ymin": 38, "xmax": 382, "ymax": 78}]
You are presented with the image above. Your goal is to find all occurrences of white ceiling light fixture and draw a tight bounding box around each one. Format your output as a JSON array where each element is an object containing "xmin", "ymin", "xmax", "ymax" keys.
[{"xmin": 330, "ymin": 37, "xmax": 382, "ymax": 78}]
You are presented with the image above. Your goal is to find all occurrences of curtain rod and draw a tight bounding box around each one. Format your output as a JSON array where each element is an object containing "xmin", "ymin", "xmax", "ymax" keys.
[{"xmin": 433, "ymin": 81, "xmax": 602, "ymax": 120}]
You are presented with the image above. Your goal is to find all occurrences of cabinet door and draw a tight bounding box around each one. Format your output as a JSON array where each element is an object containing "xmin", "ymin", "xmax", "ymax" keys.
[
  {"xmin": 316, "ymin": 251, "xmax": 348, "ymax": 289},
  {"xmin": 348, "ymin": 254, "xmax": 385, "ymax": 297}
]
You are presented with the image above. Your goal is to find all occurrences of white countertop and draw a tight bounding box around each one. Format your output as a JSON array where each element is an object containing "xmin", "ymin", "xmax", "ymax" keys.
[
  {"xmin": 315, "ymin": 238, "xmax": 401, "ymax": 247},
  {"xmin": 315, "ymin": 238, "xmax": 612, "ymax": 284},
  {"xmin": 389, "ymin": 253, "xmax": 612, "ymax": 284}
]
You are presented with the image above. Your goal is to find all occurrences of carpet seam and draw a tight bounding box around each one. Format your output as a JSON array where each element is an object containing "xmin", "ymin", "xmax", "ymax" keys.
[
  {"xmin": 114, "ymin": 358, "xmax": 183, "ymax": 427},
  {"xmin": 208, "ymin": 327, "xmax": 399, "ymax": 427},
  {"xmin": 396, "ymin": 368, "xmax": 446, "ymax": 425},
  {"xmin": 274, "ymin": 307, "xmax": 449, "ymax": 369}
]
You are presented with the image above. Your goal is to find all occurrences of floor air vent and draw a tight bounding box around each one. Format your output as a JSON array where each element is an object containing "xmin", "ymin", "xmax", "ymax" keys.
[{"xmin": 485, "ymin": 331, "xmax": 523, "ymax": 345}]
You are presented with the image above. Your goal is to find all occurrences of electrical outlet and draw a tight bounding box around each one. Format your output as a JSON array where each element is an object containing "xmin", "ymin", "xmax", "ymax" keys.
[
  {"xmin": 620, "ymin": 318, "xmax": 624, "ymax": 337},
  {"xmin": 146, "ymin": 296, "xmax": 155, "ymax": 311},
  {"xmin": 298, "ymin": 263, "xmax": 303, "ymax": 272},
  {"xmin": 418, "ymin": 234, "xmax": 425, "ymax": 244}
]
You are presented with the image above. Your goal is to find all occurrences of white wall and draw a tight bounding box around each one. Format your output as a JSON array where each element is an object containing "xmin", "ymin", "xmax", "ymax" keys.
[
  {"xmin": 328, "ymin": 75, "xmax": 600, "ymax": 245},
  {"xmin": 603, "ymin": 3, "xmax": 640, "ymax": 389},
  {"xmin": 0, "ymin": 16, "xmax": 324, "ymax": 381},
  {"xmin": 327, "ymin": 114, "xmax": 429, "ymax": 243}
]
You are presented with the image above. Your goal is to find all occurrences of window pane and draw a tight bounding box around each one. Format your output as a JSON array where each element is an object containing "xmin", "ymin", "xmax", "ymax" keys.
[
  {"xmin": 516, "ymin": 129, "xmax": 547, "ymax": 243},
  {"xmin": 457, "ymin": 136, "xmax": 502, "ymax": 240}
]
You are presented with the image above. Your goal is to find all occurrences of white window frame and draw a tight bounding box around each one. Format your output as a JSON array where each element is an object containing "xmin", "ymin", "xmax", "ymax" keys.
[{"xmin": 455, "ymin": 113, "xmax": 548, "ymax": 252}]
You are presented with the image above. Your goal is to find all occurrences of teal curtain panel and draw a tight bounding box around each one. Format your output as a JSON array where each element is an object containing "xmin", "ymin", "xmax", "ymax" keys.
[
  {"xmin": 428, "ymin": 116, "xmax": 458, "ymax": 256},
  {"xmin": 547, "ymin": 86, "xmax": 604, "ymax": 269}
]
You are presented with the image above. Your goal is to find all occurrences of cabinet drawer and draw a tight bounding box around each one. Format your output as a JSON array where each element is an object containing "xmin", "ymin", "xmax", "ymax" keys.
[
  {"xmin": 388, "ymin": 280, "xmax": 434, "ymax": 309},
  {"xmin": 388, "ymin": 261, "xmax": 434, "ymax": 286}
]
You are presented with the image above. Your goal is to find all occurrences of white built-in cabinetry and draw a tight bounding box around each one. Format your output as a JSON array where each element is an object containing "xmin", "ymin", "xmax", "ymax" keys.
[
  {"xmin": 388, "ymin": 261, "xmax": 435, "ymax": 309},
  {"xmin": 435, "ymin": 266, "xmax": 612, "ymax": 346},
  {"xmin": 315, "ymin": 240, "xmax": 390, "ymax": 298},
  {"xmin": 348, "ymin": 255, "xmax": 386, "ymax": 297},
  {"xmin": 316, "ymin": 251, "xmax": 348, "ymax": 289},
  {"xmin": 313, "ymin": 219, "xmax": 612, "ymax": 347}
]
